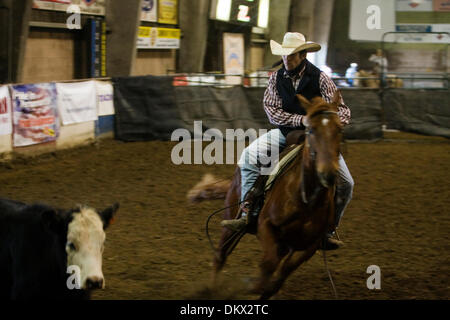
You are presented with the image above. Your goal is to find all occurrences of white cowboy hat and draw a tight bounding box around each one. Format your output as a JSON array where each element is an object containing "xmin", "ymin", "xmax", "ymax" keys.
[{"xmin": 270, "ymin": 32, "xmax": 321, "ymax": 56}]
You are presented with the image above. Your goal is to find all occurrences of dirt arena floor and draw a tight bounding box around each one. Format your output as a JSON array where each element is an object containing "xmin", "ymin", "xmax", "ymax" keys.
[{"xmin": 0, "ymin": 132, "xmax": 449, "ymax": 300}]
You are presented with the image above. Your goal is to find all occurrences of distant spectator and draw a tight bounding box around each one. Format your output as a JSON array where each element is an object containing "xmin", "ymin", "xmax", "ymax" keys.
[
  {"xmin": 345, "ymin": 63, "xmax": 358, "ymax": 86},
  {"xmin": 369, "ymin": 49, "xmax": 388, "ymax": 75}
]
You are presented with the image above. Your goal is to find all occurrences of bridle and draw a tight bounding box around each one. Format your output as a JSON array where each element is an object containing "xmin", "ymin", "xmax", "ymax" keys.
[
  {"xmin": 300, "ymin": 110, "xmax": 340, "ymax": 205},
  {"xmin": 300, "ymin": 109, "xmax": 342, "ymax": 299}
]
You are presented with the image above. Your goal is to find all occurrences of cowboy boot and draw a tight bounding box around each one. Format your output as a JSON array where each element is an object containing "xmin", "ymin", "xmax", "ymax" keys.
[
  {"xmin": 319, "ymin": 217, "xmax": 345, "ymax": 250},
  {"xmin": 319, "ymin": 187, "xmax": 348, "ymax": 250},
  {"xmin": 319, "ymin": 234, "xmax": 344, "ymax": 250},
  {"xmin": 221, "ymin": 180, "xmax": 266, "ymax": 232},
  {"xmin": 220, "ymin": 201, "xmax": 251, "ymax": 232}
]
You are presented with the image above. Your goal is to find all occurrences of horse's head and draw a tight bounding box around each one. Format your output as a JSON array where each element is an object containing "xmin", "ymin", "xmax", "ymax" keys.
[{"xmin": 297, "ymin": 93, "xmax": 343, "ymax": 188}]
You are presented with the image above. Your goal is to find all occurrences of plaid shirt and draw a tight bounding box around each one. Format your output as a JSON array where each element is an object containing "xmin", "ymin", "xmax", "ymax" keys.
[{"xmin": 263, "ymin": 64, "xmax": 351, "ymax": 127}]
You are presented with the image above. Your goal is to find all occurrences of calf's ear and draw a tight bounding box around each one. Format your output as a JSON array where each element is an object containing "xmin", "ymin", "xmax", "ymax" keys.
[
  {"xmin": 41, "ymin": 209, "xmax": 63, "ymax": 234},
  {"xmin": 100, "ymin": 203, "xmax": 119, "ymax": 230}
]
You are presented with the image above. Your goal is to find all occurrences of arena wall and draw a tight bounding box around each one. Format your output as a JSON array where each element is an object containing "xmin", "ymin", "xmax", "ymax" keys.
[
  {"xmin": 383, "ymin": 89, "xmax": 450, "ymax": 137},
  {"xmin": 1, "ymin": 76, "xmax": 449, "ymax": 161},
  {"xmin": 22, "ymin": 29, "xmax": 77, "ymax": 83},
  {"xmin": 0, "ymin": 79, "xmax": 114, "ymax": 161},
  {"xmin": 133, "ymin": 50, "xmax": 177, "ymax": 76},
  {"xmin": 0, "ymin": 134, "xmax": 12, "ymax": 157},
  {"xmin": 56, "ymin": 121, "xmax": 96, "ymax": 149}
]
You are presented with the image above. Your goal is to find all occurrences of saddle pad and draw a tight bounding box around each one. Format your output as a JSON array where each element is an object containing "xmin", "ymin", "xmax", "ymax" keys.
[{"xmin": 265, "ymin": 144, "xmax": 303, "ymax": 192}]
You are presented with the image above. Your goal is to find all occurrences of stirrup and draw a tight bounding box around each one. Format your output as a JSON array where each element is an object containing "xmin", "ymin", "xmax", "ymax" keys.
[{"xmin": 238, "ymin": 201, "xmax": 251, "ymax": 217}]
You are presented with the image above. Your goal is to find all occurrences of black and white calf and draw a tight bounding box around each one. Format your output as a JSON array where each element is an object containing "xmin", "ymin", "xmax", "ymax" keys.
[{"xmin": 0, "ymin": 198, "xmax": 119, "ymax": 300}]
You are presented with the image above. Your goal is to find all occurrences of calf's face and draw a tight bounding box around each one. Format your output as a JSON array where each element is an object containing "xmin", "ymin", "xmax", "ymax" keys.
[
  {"xmin": 66, "ymin": 208, "xmax": 104, "ymax": 289},
  {"xmin": 44, "ymin": 204, "xmax": 118, "ymax": 290}
]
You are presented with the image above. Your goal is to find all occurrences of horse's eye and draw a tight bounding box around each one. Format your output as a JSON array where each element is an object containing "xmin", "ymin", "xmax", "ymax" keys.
[{"xmin": 67, "ymin": 242, "xmax": 76, "ymax": 251}]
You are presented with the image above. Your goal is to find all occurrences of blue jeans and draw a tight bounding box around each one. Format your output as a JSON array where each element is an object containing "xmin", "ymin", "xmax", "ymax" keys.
[{"xmin": 238, "ymin": 128, "xmax": 354, "ymax": 228}]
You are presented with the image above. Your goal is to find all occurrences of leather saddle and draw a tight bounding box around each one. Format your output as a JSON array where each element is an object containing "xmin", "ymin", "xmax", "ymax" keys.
[{"xmin": 244, "ymin": 130, "xmax": 306, "ymax": 234}]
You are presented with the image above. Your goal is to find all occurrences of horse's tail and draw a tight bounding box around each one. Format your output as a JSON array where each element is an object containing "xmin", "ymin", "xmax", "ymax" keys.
[{"xmin": 187, "ymin": 174, "xmax": 231, "ymax": 203}]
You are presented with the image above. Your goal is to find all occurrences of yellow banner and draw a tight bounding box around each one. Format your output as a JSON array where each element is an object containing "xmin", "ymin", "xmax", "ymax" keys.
[
  {"xmin": 157, "ymin": 28, "xmax": 180, "ymax": 39},
  {"xmin": 158, "ymin": 0, "xmax": 178, "ymax": 24},
  {"xmin": 139, "ymin": 27, "xmax": 151, "ymax": 37},
  {"xmin": 137, "ymin": 27, "xmax": 180, "ymax": 49}
]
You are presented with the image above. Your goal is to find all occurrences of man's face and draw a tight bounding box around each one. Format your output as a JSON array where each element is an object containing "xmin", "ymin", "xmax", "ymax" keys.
[{"xmin": 282, "ymin": 51, "xmax": 306, "ymax": 71}]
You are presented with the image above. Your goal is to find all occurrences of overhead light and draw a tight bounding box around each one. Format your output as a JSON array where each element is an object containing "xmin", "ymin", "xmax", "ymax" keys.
[
  {"xmin": 257, "ymin": 0, "xmax": 269, "ymax": 28},
  {"xmin": 216, "ymin": 0, "xmax": 232, "ymax": 22}
]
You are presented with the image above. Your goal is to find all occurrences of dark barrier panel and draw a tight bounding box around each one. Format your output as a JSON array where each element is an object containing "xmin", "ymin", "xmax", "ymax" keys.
[
  {"xmin": 175, "ymin": 86, "xmax": 271, "ymax": 136},
  {"xmin": 113, "ymin": 76, "xmax": 183, "ymax": 141},
  {"xmin": 383, "ymin": 89, "xmax": 450, "ymax": 138},
  {"xmin": 175, "ymin": 86, "xmax": 382, "ymax": 140},
  {"xmin": 341, "ymin": 89, "xmax": 383, "ymax": 140},
  {"xmin": 113, "ymin": 79, "xmax": 384, "ymax": 142},
  {"xmin": 241, "ymin": 87, "xmax": 275, "ymax": 130}
]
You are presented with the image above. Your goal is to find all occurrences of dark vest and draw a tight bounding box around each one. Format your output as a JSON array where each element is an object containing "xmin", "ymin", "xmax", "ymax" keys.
[{"xmin": 276, "ymin": 60, "xmax": 322, "ymax": 136}]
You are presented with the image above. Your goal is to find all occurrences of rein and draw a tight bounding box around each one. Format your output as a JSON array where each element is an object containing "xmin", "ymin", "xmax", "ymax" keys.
[{"xmin": 300, "ymin": 110, "xmax": 338, "ymax": 206}]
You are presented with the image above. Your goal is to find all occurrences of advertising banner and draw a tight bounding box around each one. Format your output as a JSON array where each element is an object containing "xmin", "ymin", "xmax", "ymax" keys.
[
  {"xmin": 137, "ymin": 27, "xmax": 180, "ymax": 49},
  {"xmin": 396, "ymin": 0, "xmax": 433, "ymax": 11},
  {"xmin": 433, "ymin": 0, "xmax": 450, "ymax": 11},
  {"xmin": 87, "ymin": 18, "xmax": 107, "ymax": 78},
  {"xmin": 141, "ymin": 0, "xmax": 158, "ymax": 22},
  {"xmin": 158, "ymin": 0, "xmax": 178, "ymax": 24},
  {"xmin": 96, "ymin": 81, "xmax": 114, "ymax": 116},
  {"xmin": 386, "ymin": 24, "xmax": 450, "ymax": 43},
  {"xmin": 0, "ymin": 86, "xmax": 12, "ymax": 136},
  {"xmin": 32, "ymin": 0, "xmax": 106, "ymax": 16},
  {"xmin": 11, "ymin": 83, "xmax": 59, "ymax": 147},
  {"xmin": 223, "ymin": 33, "xmax": 244, "ymax": 85},
  {"xmin": 56, "ymin": 81, "xmax": 98, "ymax": 125}
]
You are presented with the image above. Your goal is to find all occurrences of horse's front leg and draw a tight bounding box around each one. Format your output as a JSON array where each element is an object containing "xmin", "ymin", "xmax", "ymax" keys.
[
  {"xmin": 259, "ymin": 242, "xmax": 319, "ymax": 300},
  {"xmin": 252, "ymin": 218, "xmax": 286, "ymax": 295},
  {"xmin": 211, "ymin": 227, "xmax": 245, "ymax": 285}
]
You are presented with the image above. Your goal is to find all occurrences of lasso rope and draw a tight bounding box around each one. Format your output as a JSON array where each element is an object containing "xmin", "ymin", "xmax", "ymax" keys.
[{"xmin": 205, "ymin": 200, "xmax": 244, "ymax": 260}]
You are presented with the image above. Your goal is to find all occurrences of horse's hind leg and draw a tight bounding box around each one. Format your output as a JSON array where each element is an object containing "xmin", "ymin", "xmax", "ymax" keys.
[
  {"xmin": 259, "ymin": 243, "xmax": 318, "ymax": 300},
  {"xmin": 211, "ymin": 168, "xmax": 242, "ymax": 285}
]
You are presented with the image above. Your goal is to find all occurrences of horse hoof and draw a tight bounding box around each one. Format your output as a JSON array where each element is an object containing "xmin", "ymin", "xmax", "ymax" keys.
[
  {"xmin": 258, "ymin": 292, "xmax": 273, "ymax": 300},
  {"xmin": 248, "ymin": 283, "xmax": 265, "ymax": 295}
]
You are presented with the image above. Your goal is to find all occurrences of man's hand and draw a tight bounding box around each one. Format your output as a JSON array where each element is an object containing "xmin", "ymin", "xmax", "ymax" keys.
[{"xmin": 301, "ymin": 115, "xmax": 310, "ymax": 127}]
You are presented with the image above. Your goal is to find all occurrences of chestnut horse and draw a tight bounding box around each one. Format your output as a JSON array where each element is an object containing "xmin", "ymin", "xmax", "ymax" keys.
[{"xmin": 188, "ymin": 93, "xmax": 343, "ymax": 299}]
